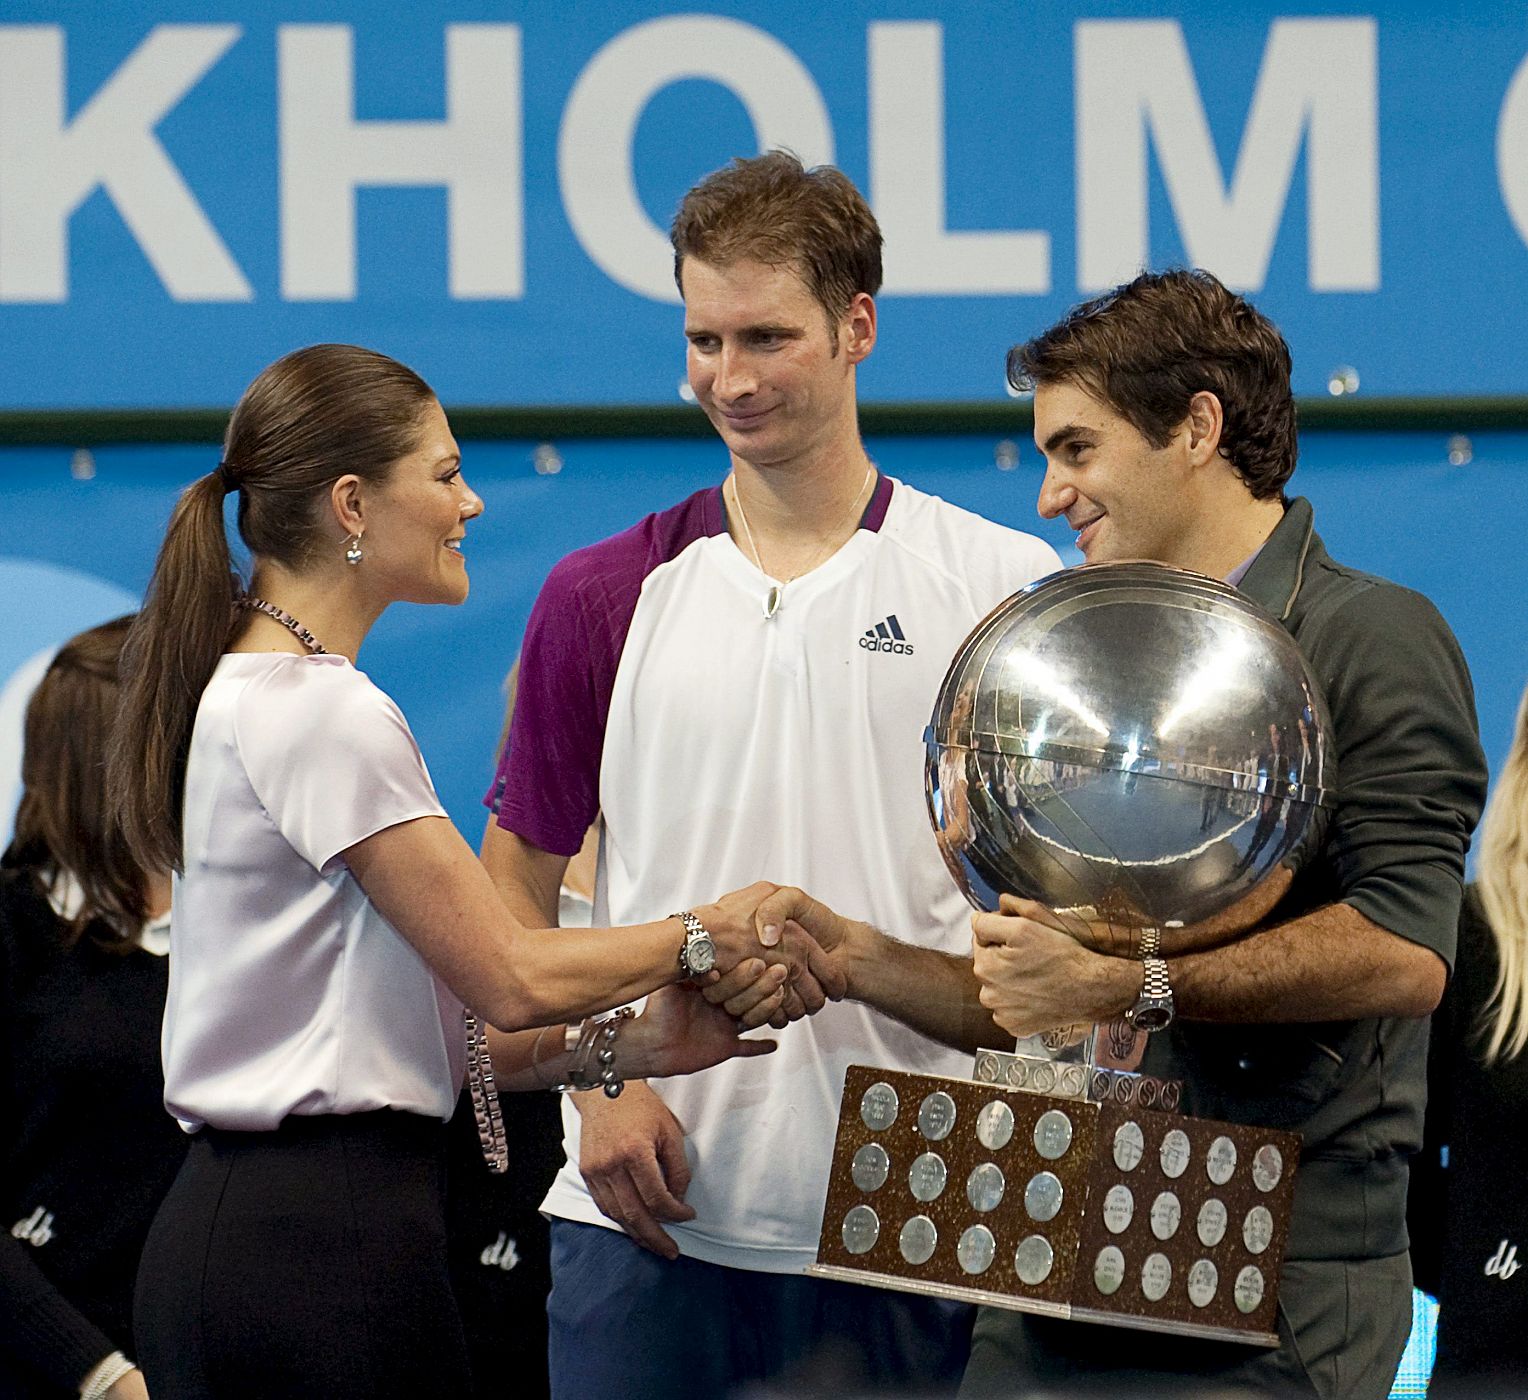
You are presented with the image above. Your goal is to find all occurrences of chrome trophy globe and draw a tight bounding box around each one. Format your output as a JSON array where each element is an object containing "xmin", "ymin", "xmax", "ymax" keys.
[{"xmin": 925, "ymin": 561, "xmax": 1337, "ymax": 1082}]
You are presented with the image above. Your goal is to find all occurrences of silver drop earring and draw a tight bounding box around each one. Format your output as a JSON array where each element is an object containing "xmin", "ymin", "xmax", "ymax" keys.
[{"xmin": 344, "ymin": 533, "xmax": 364, "ymax": 566}]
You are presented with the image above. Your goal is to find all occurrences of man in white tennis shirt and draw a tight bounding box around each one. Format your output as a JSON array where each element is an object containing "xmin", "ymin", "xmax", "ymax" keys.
[{"xmin": 481, "ymin": 151, "xmax": 1060, "ymax": 1398}]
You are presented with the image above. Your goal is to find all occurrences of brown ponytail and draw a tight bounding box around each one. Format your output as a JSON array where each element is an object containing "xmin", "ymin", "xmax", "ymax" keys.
[{"xmin": 108, "ymin": 343, "xmax": 435, "ymax": 871}]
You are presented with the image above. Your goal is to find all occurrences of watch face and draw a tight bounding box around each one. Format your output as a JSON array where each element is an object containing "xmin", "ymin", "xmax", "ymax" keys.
[
  {"xmin": 686, "ymin": 936, "xmax": 716, "ymax": 975},
  {"xmin": 1131, "ymin": 1000, "xmax": 1173, "ymax": 1032}
]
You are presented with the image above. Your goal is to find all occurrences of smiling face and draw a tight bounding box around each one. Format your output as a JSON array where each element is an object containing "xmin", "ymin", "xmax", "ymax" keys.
[
  {"xmin": 682, "ymin": 256, "xmax": 872, "ymax": 472},
  {"xmin": 358, "ymin": 398, "xmax": 482, "ymax": 605},
  {"xmin": 1031, "ymin": 379, "xmax": 1198, "ymax": 567}
]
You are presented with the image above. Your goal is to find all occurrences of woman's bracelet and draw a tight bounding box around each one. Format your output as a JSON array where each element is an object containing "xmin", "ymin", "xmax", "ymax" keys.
[{"xmin": 549, "ymin": 1007, "xmax": 635, "ymax": 1098}]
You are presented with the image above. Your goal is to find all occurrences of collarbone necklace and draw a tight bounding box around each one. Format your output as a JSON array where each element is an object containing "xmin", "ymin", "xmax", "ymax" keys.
[{"xmin": 728, "ymin": 466, "xmax": 874, "ymax": 619}]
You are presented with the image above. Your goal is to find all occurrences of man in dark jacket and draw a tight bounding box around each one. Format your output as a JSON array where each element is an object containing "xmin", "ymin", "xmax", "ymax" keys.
[{"xmin": 960, "ymin": 269, "xmax": 1488, "ymax": 1397}]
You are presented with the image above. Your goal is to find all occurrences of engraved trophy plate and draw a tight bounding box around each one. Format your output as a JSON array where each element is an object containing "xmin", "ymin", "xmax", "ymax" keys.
[
  {"xmin": 851, "ymin": 1143, "xmax": 890, "ymax": 1193},
  {"xmin": 814, "ymin": 1065, "xmax": 1299, "ymax": 1346},
  {"xmin": 1015, "ymin": 1235, "xmax": 1055, "ymax": 1286},
  {"xmin": 967, "ymin": 1163, "xmax": 1006, "ymax": 1213},
  {"xmin": 900, "ymin": 1215, "xmax": 938, "ymax": 1265},
  {"xmin": 1188, "ymin": 1259, "xmax": 1219, "ymax": 1309},
  {"xmin": 976, "ymin": 1100, "xmax": 1016, "ymax": 1151},
  {"xmin": 909, "ymin": 1152, "xmax": 948, "ymax": 1203},
  {"xmin": 958, "ymin": 1225, "xmax": 997, "ymax": 1275},
  {"xmin": 1149, "ymin": 1191, "xmax": 1182, "ymax": 1241},
  {"xmin": 1024, "ymin": 1171, "xmax": 1064, "ymax": 1222},
  {"xmin": 842, "ymin": 1205, "xmax": 879, "ymax": 1255},
  {"xmin": 1197, "ymin": 1198, "xmax": 1228, "ymax": 1248},
  {"xmin": 860, "ymin": 1083, "xmax": 899, "ymax": 1132},
  {"xmin": 1102, "ymin": 1184, "xmax": 1134, "ymax": 1235},
  {"xmin": 919, "ymin": 1092, "xmax": 958, "ymax": 1142}
]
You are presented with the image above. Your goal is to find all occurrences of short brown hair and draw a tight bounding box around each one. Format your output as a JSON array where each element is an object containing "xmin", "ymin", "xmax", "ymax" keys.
[
  {"xmin": 671, "ymin": 150, "xmax": 883, "ymax": 324},
  {"xmin": 1008, "ymin": 269, "xmax": 1298, "ymax": 500}
]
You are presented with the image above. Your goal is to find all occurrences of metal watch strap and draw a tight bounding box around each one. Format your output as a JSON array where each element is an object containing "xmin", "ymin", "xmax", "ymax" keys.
[
  {"xmin": 1141, "ymin": 956, "xmax": 1171, "ymax": 1001},
  {"xmin": 1138, "ymin": 926, "xmax": 1161, "ymax": 959},
  {"xmin": 674, "ymin": 910, "xmax": 713, "ymax": 976}
]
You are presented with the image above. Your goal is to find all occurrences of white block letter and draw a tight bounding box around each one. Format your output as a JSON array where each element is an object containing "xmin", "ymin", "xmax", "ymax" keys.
[
  {"xmin": 869, "ymin": 22, "xmax": 1048, "ymax": 294},
  {"xmin": 279, "ymin": 24, "xmax": 522, "ymax": 301},
  {"xmin": 0, "ymin": 24, "xmax": 250, "ymax": 303},
  {"xmin": 559, "ymin": 16, "xmax": 833, "ymax": 303},
  {"xmin": 1497, "ymin": 50, "xmax": 1528, "ymax": 250},
  {"xmin": 1076, "ymin": 18, "xmax": 1378, "ymax": 292}
]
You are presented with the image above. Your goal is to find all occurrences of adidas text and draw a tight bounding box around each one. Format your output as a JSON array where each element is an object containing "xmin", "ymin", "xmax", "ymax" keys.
[{"xmin": 859, "ymin": 636, "xmax": 915, "ymax": 655}]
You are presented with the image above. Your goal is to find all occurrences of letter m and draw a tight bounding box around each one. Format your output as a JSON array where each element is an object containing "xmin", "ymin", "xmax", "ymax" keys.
[{"xmin": 1075, "ymin": 18, "xmax": 1378, "ymax": 292}]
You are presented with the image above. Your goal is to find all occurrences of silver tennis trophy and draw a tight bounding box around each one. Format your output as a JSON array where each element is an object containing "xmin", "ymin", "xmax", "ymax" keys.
[{"xmin": 811, "ymin": 563, "xmax": 1337, "ymax": 1343}]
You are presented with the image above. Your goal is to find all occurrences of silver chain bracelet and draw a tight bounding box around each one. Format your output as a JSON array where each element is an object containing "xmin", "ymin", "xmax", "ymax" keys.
[{"xmin": 551, "ymin": 1006, "xmax": 635, "ymax": 1098}]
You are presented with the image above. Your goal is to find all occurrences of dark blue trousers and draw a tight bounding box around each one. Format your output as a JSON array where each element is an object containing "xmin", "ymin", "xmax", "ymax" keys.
[{"xmin": 548, "ymin": 1219, "xmax": 974, "ymax": 1399}]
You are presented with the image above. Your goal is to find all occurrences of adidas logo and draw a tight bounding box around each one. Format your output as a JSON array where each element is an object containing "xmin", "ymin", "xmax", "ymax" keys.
[{"xmin": 860, "ymin": 614, "xmax": 915, "ymax": 655}]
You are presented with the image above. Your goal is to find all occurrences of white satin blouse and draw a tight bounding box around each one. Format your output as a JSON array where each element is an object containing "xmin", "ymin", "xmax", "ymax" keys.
[{"xmin": 163, "ymin": 652, "xmax": 465, "ymax": 1132}]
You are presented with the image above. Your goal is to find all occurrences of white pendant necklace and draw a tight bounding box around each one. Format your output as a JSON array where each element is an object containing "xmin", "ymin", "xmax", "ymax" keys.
[{"xmin": 728, "ymin": 467, "xmax": 875, "ymax": 619}]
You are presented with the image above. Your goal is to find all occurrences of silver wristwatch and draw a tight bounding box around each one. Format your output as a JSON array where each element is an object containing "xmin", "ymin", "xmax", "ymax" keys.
[
  {"xmin": 1126, "ymin": 926, "xmax": 1175, "ymax": 1032},
  {"xmin": 673, "ymin": 910, "xmax": 717, "ymax": 979}
]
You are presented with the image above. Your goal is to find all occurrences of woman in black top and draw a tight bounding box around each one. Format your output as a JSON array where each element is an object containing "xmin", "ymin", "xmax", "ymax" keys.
[
  {"xmin": 1412, "ymin": 679, "xmax": 1528, "ymax": 1394},
  {"xmin": 0, "ymin": 617, "xmax": 183, "ymax": 1400}
]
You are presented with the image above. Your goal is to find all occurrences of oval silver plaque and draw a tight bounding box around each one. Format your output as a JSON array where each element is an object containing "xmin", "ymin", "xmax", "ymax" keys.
[
  {"xmin": 918, "ymin": 1091, "xmax": 957, "ymax": 1142},
  {"xmin": 899, "ymin": 1214, "xmax": 938, "ymax": 1266},
  {"xmin": 1206, "ymin": 1135, "xmax": 1238, "ymax": 1186},
  {"xmin": 975, "ymin": 1100, "xmax": 1015, "ymax": 1151},
  {"xmin": 1094, "ymin": 1245, "xmax": 1126, "ymax": 1296},
  {"xmin": 974, "ymin": 1051, "xmax": 1002, "ymax": 1083},
  {"xmin": 1242, "ymin": 1204, "xmax": 1274, "ymax": 1256},
  {"xmin": 908, "ymin": 1152, "xmax": 948, "ymax": 1204},
  {"xmin": 1032, "ymin": 1062, "xmax": 1058, "ymax": 1093},
  {"xmin": 1113, "ymin": 1121, "xmax": 1145, "ymax": 1172},
  {"xmin": 1033, "ymin": 1109, "xmax": 1074, "ymax": 1161},
  {"xmin": 1252, "ymin": 1144, "xmax": 1284, "ymax": 1193},
  {"xmin": 1141, "ymin": 1251, "xmax": 1173, "ymax": 1302},
  {"xmin": 1149, "ymin": 1191, "xmax": 1182, "ymax": 1241},
  {"xmin": 1197, "ymin": 1197, "xmax": 1228, "ymax": 1248},
  {"xmin": 1102, "ymin": 1184, "xmax": 1134, "ymax": 1234},
  {"xmin": 957, "ymin": 1224, "xmax": 996, "ymax": 1276},
  {"xmin": 842, "ymin": 1205, "xmax": 879, "ymax": 1255},
  {"xmin": 851, "ymin": 1143, "xmax": 890, "ymax": 1193},
  {"xmin": 967, "ymin": 1162, "xmax": 1006, "ymax": 1213},
  {"xmin": 1159, "ymin": 1128, "xmax": 1192, "ymax": 1179},
  {"xmin": 860, "ymin": 1082, "xmax": 899, "ymax": 1132},
  {"xmin": 1014, "ymin": 1234, "xmax": 1055, "ymax": 1286},
  {"xmin": 1060, "ymin": 1064, "xmax": 1087, "ymax": 1098},
  {"xmin": 1234, "ymin": 1264, "xmax": 1266, "ymax": 1314},
  {"xmin": 1005, "ymin": 1059, "xmax": 1030, "ymax": 1088},
  {"xmin": 1024, "ymin": 1171, "xmax": 1064, "ymax": 1222},
  {"xmin": 1188, "ymin": 1259, "xmax": 1219, "ymax": 1309}
]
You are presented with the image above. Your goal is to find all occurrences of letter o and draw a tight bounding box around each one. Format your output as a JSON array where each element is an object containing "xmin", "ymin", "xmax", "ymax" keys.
[
  {"xmin": 1497, "ymin": 51, "xmax": 1528, "ymax": 248},
  {"xmin": 558, "ymin": 17, "xmax": 834, "ymax": 301}
]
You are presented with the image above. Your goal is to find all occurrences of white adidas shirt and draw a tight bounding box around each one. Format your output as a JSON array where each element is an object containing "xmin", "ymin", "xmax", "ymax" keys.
[{"xmin": 490, "ymin": 476, "xmax": 1060, "ymax": 1273}]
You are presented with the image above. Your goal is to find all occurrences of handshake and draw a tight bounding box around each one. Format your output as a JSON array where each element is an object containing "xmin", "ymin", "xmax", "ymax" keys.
[{"xmin": 683, "ymin": 880, "xmax": 855, "ymax": 1030}]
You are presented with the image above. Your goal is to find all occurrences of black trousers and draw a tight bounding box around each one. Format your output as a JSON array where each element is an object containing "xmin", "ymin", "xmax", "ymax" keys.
[{"xmin": 133, "ymin": 1109, "xmax": 472, "ymax": 1399}]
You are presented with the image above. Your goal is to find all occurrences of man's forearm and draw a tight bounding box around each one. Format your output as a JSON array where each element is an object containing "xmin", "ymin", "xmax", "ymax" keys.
[
  {"xmin": 1171, "ymin": 902, "xmax": 1446, "ymax": 1022},
  {"xmin": 840, "ymin": 921, "xmax": 1005, "ymax": 1054}
]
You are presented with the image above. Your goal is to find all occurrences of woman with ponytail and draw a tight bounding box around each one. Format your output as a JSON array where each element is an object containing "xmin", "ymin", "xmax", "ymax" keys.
[
  {"xmin": 1410, "ymin": 678, "xmax": 1528, "ymax": 1394},
  {"xmin": 114, "ymin": 345, "xmax": 842, "ymax": 1398}
]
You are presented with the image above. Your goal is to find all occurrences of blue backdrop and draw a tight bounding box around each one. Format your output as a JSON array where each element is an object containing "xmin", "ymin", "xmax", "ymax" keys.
[
  {"xmin": 3, "ymin": 2, "xmax": 1528, "ymax": 407},
  {"xmin": 2, "ymin": 432, "xmax": 1524, "ymax": 845}
]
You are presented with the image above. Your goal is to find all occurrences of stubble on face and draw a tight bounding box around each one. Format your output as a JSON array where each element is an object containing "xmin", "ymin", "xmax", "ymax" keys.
[{"xmin": 681, "ymin": 257, "xmax": 854, "ymax": 474}]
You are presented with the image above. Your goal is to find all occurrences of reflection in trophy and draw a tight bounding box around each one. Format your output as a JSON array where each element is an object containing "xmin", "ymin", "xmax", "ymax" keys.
[{"xmin": 924, "ymin": 561, "xmax": 1338, "ymax": 1089}]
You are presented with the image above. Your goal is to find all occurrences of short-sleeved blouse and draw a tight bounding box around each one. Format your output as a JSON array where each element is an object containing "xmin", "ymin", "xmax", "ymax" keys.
[{"xmin": 162, "ymin": 652, "xmax": 465, "ymax": 1132}]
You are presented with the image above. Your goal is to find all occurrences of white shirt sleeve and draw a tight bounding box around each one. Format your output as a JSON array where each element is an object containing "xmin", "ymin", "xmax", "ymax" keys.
[{"xmin": 234, "ymin": 655, "xmax": 446, "ymax": 873}]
